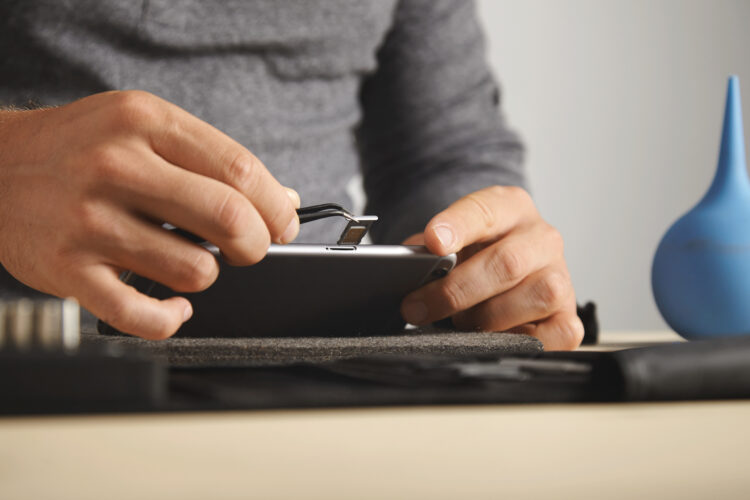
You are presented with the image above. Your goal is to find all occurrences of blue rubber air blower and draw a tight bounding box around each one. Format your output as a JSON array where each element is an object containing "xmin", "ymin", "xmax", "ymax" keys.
[{"xmin": 652, "ymin": 76, "xmax": 750, "ymax": 339}]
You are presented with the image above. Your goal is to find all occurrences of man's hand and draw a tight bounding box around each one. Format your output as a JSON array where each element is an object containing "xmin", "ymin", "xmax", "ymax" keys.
[
  {"xmin": 400, "ymin": 186, "xmax": 583, "ymax": 350},
  {"xmin": 0, "ymin": 91, "xmax": 300, "ymax": 340}
]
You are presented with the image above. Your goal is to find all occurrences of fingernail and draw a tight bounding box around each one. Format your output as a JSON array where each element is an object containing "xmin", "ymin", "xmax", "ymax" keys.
[
  {"xmin": 402, "ymin": 299, "xmax": 428, "ymax": 325},
  {"xmin": 281, "ymin": 216, "xmax": 299, "ymax": 244},
  {"xmin": 285, "ymin": 187, "xmax": 301, "ymax": 209},
  {"xmin": 433, "ymin": 224, "xmax": 456, "ymax": 252},
  {"xmin": 182, "ymin": 302, "xmax": 193, "ymax": 323}
]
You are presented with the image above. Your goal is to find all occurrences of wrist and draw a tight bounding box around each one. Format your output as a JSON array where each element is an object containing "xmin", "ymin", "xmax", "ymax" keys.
[
  {"xmin": 0, "ymin": 107, "xmax": 49, "ymax": 168},
  {"xmin": 0, "ymin": 108, "xmax": 35, "ymax": 263},
  {"xmin": 0, "ymin": 109, "xmax": 25, "ymax": 164}
]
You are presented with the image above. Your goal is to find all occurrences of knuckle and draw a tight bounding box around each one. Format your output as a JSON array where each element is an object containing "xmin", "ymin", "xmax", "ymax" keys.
[
  {"xmin": 224, "ymin": 229, "xmax": 270, "ymax": 267},
  {"xmin": 111, "ymin": 90, "xmax": 155, "ymax": 116},
  {"xmin": 72, "ymin": 201, "xmax": 114, "ymax": 239},
  {"xmin": 557, "ymin": 315, "xmax": 585, "ymax": 350},
  {"xmin": 488, "ymin": 245, "xmax": 526, "ymax": 283},
  {"xmin": 227, "ymin": 151, "xmax": 261, "ymax": 195},
  {"xmin": 244, "ymin": 231, "xmax": 271, "ymax": 265},
  {"xmin": 51, "ymin": 245, "xmax": 86, "ymax": 272},
  {"xmin": 105, "ymin": 296, "xmax": 173, "ymax": 340},
  {"xmin": 507, "ymin": 185, "xmax": 532, "ymax": 205},
  {"xmin": 103, "ymin": 295, "xmax": 137, "ymax": 334},
  {"xmin": 106, "ymin": 90, "xmax": 160, "ymax": 133},
  {"xmin": 464, "ymin": 192, "xmax": 496, "ymax": 230},
  {"xmin": 266, "ymin": 204, "xmax": 296, "ymax": 240},
  {"xmin": 544, "ymin": 224, "xmax": 565, "ymax": 253},
  {"xmin": 436, "ymin": 278, "xmax": 470, "ymax": 313},
  {"xmin": 485, "ymin": 184, "xmax": 507, "ymax": 199},
  {"xmin": 180, "ymin": 251, "xmax": 218, "ymax": 292},
  {"xmin": 49, "ymin": 253, "xmax": 82, "ymax": 287},
  {"xmin": 534, "ymin": 271, "xmax": 570, "ymax": 311},
  {"xmin": 84, "ymin": 145, "xmax": 127, "ymax": 184},
  {"xmin": 568, "ymin": 316, "xmax": 586, "ymax": 348},
  {"xmin": 215, "ymin": 190, "xmax": 251, "ymax": 240}
]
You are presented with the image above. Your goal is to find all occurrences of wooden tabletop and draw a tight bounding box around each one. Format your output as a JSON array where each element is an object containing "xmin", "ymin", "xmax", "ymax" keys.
[{"xmin": 2, "ymin": 331, "xmax": 748, "ymax": 500}]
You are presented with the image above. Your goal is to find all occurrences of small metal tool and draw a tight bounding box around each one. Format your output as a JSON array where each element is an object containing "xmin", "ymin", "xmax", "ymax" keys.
[
  {"xmin": 296, "ymin": 203, "xmax": 378, "ymax": 245},
  {"xmin": 35, "ymin": 299, "xmax": 62, "ymax": 350},
  {"xmin": 296, "ymin": 203, "xmax": 356, "ymax": 224},
  {"xmin": 167, "ymin": 203, "xmax": 378, "ymax": 247},
  {"xmin": 7, "ymin": 299, "xmax": 33, "ymax": 351},
  {"xmin": 337, "ymin": 216, "xmax": 378, "ymax": 245},
  {"xmin": 0, "ymin": 298, "xmax": 80, "ymax": 352}
]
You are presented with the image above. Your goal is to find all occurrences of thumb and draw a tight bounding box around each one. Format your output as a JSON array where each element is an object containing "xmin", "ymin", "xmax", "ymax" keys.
[
  {"xmin": 422, "ymin": 220, "xmax": 459, "ymax": 256},
  {"xmin": 402, "ymin": 232, "xmax": 425, "ymax": 246}
]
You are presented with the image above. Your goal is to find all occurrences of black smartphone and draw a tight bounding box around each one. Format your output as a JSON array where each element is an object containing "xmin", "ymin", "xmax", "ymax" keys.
[{"xmin": 98, "ymin": 244, "xmax": 456, "ymax": 338}]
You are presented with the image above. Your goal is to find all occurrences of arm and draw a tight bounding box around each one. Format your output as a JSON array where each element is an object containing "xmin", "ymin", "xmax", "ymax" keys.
[
  {"xmin": 0, "ymin": 91, "xmax": 300, "ymax": 339},
  {"xmin": 357, "ymin": 0, "xmax": 583, "ymax": 349}
]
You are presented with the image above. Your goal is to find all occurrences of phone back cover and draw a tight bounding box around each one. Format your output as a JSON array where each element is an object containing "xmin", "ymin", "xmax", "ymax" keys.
[{"xmin": 102, "ymin": 245, "xmax": 453, "ymax": 338}]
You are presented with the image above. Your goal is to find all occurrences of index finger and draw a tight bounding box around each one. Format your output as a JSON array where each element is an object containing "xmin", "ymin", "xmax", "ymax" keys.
[
  {"xmin": 121, "ymin": 91, "xmax": 299, "ymax": 244},
  {"xmin": 423, "ymin": 186, "xmax": 533, "ymax": 256}
]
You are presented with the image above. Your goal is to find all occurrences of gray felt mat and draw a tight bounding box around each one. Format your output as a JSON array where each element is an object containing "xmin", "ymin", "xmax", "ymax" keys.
[
  {"xmin": 82, "ymin": 327, "xmax": 543, "ymax": 368},
  {"xmin": 6, "ymin": 272, "xmax": 544, "ymax": 368}
]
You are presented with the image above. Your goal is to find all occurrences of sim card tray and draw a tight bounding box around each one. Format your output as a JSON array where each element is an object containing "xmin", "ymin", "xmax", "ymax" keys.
[
  {"xmin": 337, "ymin": 216, "xmax": 378, "ymax": 245},
  {"xmin": 296, "ymin": 203, "xmax": 378, "ymax": 245}
]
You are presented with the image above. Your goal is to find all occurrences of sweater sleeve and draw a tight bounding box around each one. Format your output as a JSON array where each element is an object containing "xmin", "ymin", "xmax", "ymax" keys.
[{"xmin": 356, "ymin": 0, "xmax": 526, "ymax": 244}]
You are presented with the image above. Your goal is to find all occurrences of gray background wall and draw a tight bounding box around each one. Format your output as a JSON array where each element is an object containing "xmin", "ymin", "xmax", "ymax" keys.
[{"xmin": 476, "ymin": 0, "xmax": 750, "ymax": 331}]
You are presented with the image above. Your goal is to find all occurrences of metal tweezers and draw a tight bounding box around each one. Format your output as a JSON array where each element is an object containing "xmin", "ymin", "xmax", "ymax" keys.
[
  {"xmin": 168, "ymin": 203, "xmax": 378, "ymax": 246},
  {"xmin": 297, "ymin": 203, "xmax": 378, "ymax": 245},
  {"xmin": 297, "ymin": 203, "xmax": 358, "ymax": 224}
]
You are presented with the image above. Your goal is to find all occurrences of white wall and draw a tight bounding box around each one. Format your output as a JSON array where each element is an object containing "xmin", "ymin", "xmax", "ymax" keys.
[{"xmin": 477, "ymin": 0, "xmax": 750, "ymax": 330}]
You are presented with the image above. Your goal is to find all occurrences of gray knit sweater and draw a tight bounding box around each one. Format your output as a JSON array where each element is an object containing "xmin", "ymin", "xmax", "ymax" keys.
[{"xmin": 0, "ymin": 0, "xmax": 525, "ymax": 292}]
